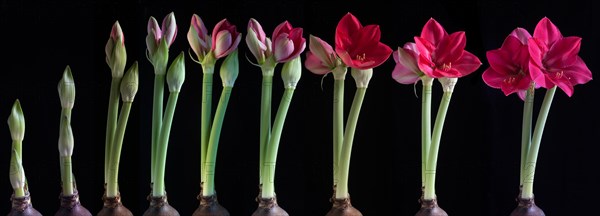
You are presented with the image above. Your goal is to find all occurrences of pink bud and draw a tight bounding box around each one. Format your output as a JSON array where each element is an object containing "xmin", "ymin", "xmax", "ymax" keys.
[
  {"xmin": 211, "ymin": 19, "xmax": 241, "ymax": 59},
  {"xmin": 162, "ymin": 12, "xmax": 178, "ymax": 46}
]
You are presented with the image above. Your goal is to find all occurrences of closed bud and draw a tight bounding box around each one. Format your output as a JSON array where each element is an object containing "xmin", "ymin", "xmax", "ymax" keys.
[
  {"xmin": 281, "ymin": 56, "xmax": 302, "ymax": 89},
  {"xmin": 58, "ymin": 66, "xmax": 75, "ymax": 109},
  {"xmin": 220, "ymin": 50, "xmax": 239, "ymax": 87},
  {"xmin": 7, "ymin": 100, "xmax": 25, "ymax": 142},
  {"xmin": 167, "ymin": 52, "xmax": 186, "ymax": 92},
  {"xmin": 105, "ymin": 21, "xmax": 127, "ymax": 78},
  {"xmin": 120, "ymin": 62, "xmax": 139, "ymax": 102}
]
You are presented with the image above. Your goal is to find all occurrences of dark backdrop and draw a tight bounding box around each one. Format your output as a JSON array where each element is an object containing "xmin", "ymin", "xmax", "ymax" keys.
[{"xmin": 1, "ymin": 0, "xmax": 598, "ymax": 215}]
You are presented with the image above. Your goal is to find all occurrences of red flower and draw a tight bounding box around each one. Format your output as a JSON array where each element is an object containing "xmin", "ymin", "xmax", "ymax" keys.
[
  {"xmin": 335, "ymin": 13, "xmax": 392, "ymax": 70},
  {"xmin": 528, "ymin": 17, "xmax": 592, "ymax": 97},
  {"xmin": 482, "ymin": 28, "xmax": 533, "ymax": 99},
  {"xmin": 414, "ymin": 18, "xmax": 481, "ymax": 78}
]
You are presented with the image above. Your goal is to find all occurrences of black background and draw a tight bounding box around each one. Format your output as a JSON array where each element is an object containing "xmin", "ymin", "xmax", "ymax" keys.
[{"xmin": 1, "ymin": 0, "xmax": 599, "ymax": 215}]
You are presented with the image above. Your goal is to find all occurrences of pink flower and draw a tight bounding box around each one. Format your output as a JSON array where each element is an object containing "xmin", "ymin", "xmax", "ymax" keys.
[
  {"xmin": 305, "ymin": 35, "xmax": 337, "ymax": 75},
  {"xmin": 212, "ymin": 19, "xmax": 242, "ymax": 59},
  {"xmin": 147, "ymin": 12, "xmax": 177, "ymax": 50},
  {"xmin": 414, "ymin": 18, "xmax": 481, "ymax": 78},
  {"xmin": 187, "ymin": 14, "xmax": 211, "ymax": 60},
  {"xmin": 246, "ymin": 18, "xmax": 272, "ymax": 64},
  {"xmin": 335, "ymin": 13, "xmax": 392, "ymax": 70},
  {"xmin": 482, "ymin": 28, "xmax": 533, "ymax": 99},
  {"xmin": 391, "ymin": 42, "xmax": 422, "ymax": 84},
  {"xmin": 272, "ymin": 21, "xmax": 306, "ymax": 63},
  {"xmin": 528, "ymin": 17, "xmax": 592, "ymax": 96}
]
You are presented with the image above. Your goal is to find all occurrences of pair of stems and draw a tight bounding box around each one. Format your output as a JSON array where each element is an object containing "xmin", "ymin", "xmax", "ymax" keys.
[
  {"xmin": 520, "ymin": 86, "xmax": 557, "ymax": 199},
  {"xmin": 421, "ymin": 78, "xmax": 453, "ymax": 200},
  {"xmin": 105, "ymin": 77, "xmax": 134, "ymax": 198},
  {"xmin": 200, "ymin": 64, "xmax": 235, "ymax": 197},
  {"xmin": 258, "ymin": 66, "xmax": 297, "ymax": 199}
]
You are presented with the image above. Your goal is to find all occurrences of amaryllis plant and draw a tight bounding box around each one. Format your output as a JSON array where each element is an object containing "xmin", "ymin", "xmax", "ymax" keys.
[
  {"xmin": 246, "ymin": 18, "xmax": 305, "ymax": 216},
  {"xmin": 391, "ymin": 18, "xmax": 481, "ymax": 215},
  {"xmin": 482, "ymin": 17, "xmax": 592, "ymax": 215},
  {"xmin": 187, "ymin": 14, "xmax": 240, "ymax": 216},
  {"xmin": 305, "ymin": 12, "xmax": 392, "ymax": 215}
]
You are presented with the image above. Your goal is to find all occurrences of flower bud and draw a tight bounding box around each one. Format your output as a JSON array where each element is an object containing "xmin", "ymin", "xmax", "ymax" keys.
[
  {"xmin": 162, "ymin": 12, "xmax": 178, "ymax": 47},
  {"xmin": 187, "ymin": 14, "xmax": 211, "ymax": 62},
  {"xmin": 281, "ymin": 56, "xmax": 302, "ymax": 89},
  {"xmin": 167, "ymin": 52, "xmax": 186, "ymax": 92},
  {"xmin": 246, "ymin": 18, "xmax": 268, "ymax": 64},
  {"xmin": 58, "ymin": 116, "xmax": 74, "ymax": 157},
  {"xmin": 212, "ymin": 19, "xmax": 241, "ymax": 59},
  {"xmin": 220, "ymin": 50, "xmax": 239, "ymax": 87},
  {"xmin": 58, "ymin": 66, "xmax": 75, "ymax": 109},
  {"xmin": 105, "ymin": 21, "xmax": 127, "ymax": 78},
  {"xmin": 7, "ymin": 100, "xmax": 25, "ymax": 142},
  {"xmin": 351, "ymin": 68, "xmax": 373, "ymax": 88},
  {"xmin": 439, "ymin": 77, "xmax": 458, "ymax": 93},
  {"xmin": 120, "ymin": 62, "xmax": 139, "ymax": 102}
]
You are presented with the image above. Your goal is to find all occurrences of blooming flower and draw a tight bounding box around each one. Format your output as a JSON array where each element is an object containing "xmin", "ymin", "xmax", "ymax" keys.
[
  {"xmin": 482, "ymin": 28, "xmax": 532, "ymax": 99},
  {"xmin": 272, "ymin": 21, "xmax": 306, "ymax": 63},
  {"xmin": 414, "ymin": 18, "xmax": 481, "ymax": 78},
  {"xmin": 335, "ymin": 13, "xmax": 392, "ymax": 70},
  {"xmin": 187, "ymin": 14, "xmax": 211, "ymax": 61},
  {"xmin": 527, "ymin": 17, "xmax": 592, "ymax": 96},
  {"xmin": 391, "ymin": 42, "xmax": 423, "ymax": 84},
  {"xmin": 305, "ymin": 35, "xmax": 337, "ymax": 75},
  {"xmin": 246, "ymin": 18, "xmax": 272, "ymax": 64},
  {"xmin": 212, "ymin": 19, "xmax": 241, "ymax": 59}
]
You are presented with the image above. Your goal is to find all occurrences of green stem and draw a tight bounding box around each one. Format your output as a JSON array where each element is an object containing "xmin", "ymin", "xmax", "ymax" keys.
[
  {"xmin": 105, "ymin": 78, "xmax": 121, "ymax": 183},
  {"xmin": 259, "ymin": 74, "xmax": 273, "ymax": 184},
  {"xmin": 107, "ymin": 102, "xmax": 132, "ymax": 197},
  {"xmin": 200, "ymin": 65, "xmax": 214, "ymax": 186},
  {"xmin": 261, "ymin": 88, "xmax": 295, "ymax": 198},
  {"xmin": 153, "ymin": 93, "xmax": 180, "ymax": 197},
  {"xmin": 11, "ymin": 150, "xmax": 25, "ymax": 198},
  {"xmin": 520, "ymin": 84, "xmax": 535, "ymax": 186},
  {"xmin": 336, "ymin": 88, "xmax": 367, "ymax": 199},
  {"xmin": 203, "ymin": 87, "xmax": 233, "ymax": 196},
  {"xmin": 14, "ymin": 188, "xmax": 25, "ymax": 198},
  {"xmin": 424, "ymin": 91, "xmax": 453, "ymax": 200},
  {"xmin": 62, "ymin": 156, "xmax": 74, "ymax": 196},
  {"xmin": 333, "ymin": 79, "xmax": 344, "ymax": 187},
  {"xmin": 151, "ymin": 74, "xmax": 165, "ymax": 185},
  {"xmin": 421, "ymin": 79, "xmax": 433, "ymax": 188},
  {"xmin": 12, "ymin": 141, "xmax": 22, "ymax": 162},
  {"xmin": 521, "ymin": 86, "xmax": 556, "ymax": 199},
  {"xmin": 59, "ymin": 108, "xmax": 71, "ymax": 189}
]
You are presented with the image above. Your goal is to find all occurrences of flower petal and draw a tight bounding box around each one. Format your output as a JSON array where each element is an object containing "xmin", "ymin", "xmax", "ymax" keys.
[
  {"xmin": 527, "ymin": 38, "xmax": 546, "ymax": 69},
  {"xmin": 434, "ymin": 31, "xmax": 466, "ymax": 65},
  {"xmin": 274, "ymin": 34, "xmax": 294, "ymax": 62},
  {"xmin": 305, "ymin": 51, "xmax": 332, "ymax": 75},
  {"xmin": 396, "ymin": 47, "xmax": 420, "ymax": 73},
  {"xmin": 349, "ymin": 25, "xmax": 382, "ymax": 55},
  {"xmin": 562, "ymin": 56, "xmax": 592, "ymax": 85},
  {"xmin": 414, "ymin": 37, "xmax": 435, "ymax": 61},
  {"xmin": 273, "ymin": 21, "xmax": 292, "ymax": 39},
  {"xmin": 533, "ymin": 17, "xmax": 563, "ymax": 47},
  {"xmin": 528, "ymin": 61, "xmax": 553, "ymax": 89},
  {"xmin": 335, "ymin": 13, "xmax": 363, "ymax": 52},
  {"xmin": 486, "ymin": 49, "xmax": 516, "ymax": 75},
  {"xmin": 309, "ymin": 35, "xmax": 335, "ymax": 67},
  {"xmin": 214, "ymin": 30, "xmax": 233, "ymax": 58},
  {"xmin": 248, "ymin": 18, "xmax": 266, "ymax": 43},
  {"xmin": 453, "ymin": 50, "xmax": 481, "ymax": 76},
  {"xmin": 392, "ymin": 61, "xmax": 421, "ymax": 84},
  {"xmin": 336, "ymin": 48, "xmax": 355, "ymax": 68},
  {"xmin": 162, "ymin": 12, "xmax": 178, "ymax": 46},
  {"xmin": 482, "ymin": 67, "xmax": 504, "ymax": 89},
  {"xmin": 246, "ymin": 28, "xmax": 267, "ymax": 62},
  {"xmin": 509, "ymin": 28, "xmax": 532, "ymax": 45},
  {"xmin": 420, "ymin": 18, "xmax": 448, "ymax": 46},
  {"xmin": 417, "ymin": 53, "xmax": 435, "ymax": 77},
  {"xmin": 545, "ymin": 36, "xmax": 581, "ymax": 68}
]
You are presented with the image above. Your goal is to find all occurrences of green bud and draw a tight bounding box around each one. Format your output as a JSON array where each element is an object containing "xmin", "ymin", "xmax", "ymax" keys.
[
  {"xmin": 9, "ymin": 149, "xmax": 25, "ymax": 190},
  {"xmin": 439, "ymin": 77, "xmax": 458, "ymax": 93},
  {"xmin": 281, "ymin": 56, "xmax": 302, "ymax": 89},
  {"xmin": 120, "ymin": 62, "xmax": 139, "ymax": 102},
  {"xmin": 167, "ymin": 52, "xmax": 186, "ymax": 92},
  {"xmin": 7, "ymin": 100, "xmax": 25, "ymax": 141},
  {"xmin": 220, "ymin": 50, "xmax": 239, "ymax": 87},
  {"xmin": 351, "ymin": 68, "xmax": 373, "ymax": 88},
  {"xmin": 58, "ymin": 116, "xmax": 74, "ymax": 157},
  {"xmin": 58, "ymin": 66, "xmax": 76, "ymax": 109},
  {"xmin": 105, "ymin": 21, "xmax": 127, "ymax": 78}
]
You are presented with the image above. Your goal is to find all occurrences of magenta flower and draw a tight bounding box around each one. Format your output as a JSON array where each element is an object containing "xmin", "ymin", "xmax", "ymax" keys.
[
  {"xmin": 272, "ymin": 21, "xmax": 306, "ymax": 63},
  {"xmin": 305, "ymin": 35, "xmax": 337, "ymax": 75},
  {"xmin": 414, "ymin": 18, "xmax": 481, "ymax": 78},
  {"xmin": 246, "ymin": 18, "xmax": 272, "ymax": 64},
  {"xmin": 391, "ymin": 42, "xmax": 422, "ymax": 84},
  {"xmin": 528, "ymin": 17, "xmax": 592, "ymax": 96},
  {"xmin": 187, "ymin": 14, "xmax": 211, "ymax": 60},
  {"xmin": 212, "ymin": 19, "xmax": 241, "ymax": 59},
  {"xmin": 335, "ymin": 13, "xmax": 392, "ymax": 70},
  {"xmin": 482, "ymin": 28, "xmax": 533, "ymax": 99}
]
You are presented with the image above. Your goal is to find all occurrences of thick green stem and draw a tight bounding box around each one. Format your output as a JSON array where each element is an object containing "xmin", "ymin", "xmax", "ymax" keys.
[
  {"xmin": 421, "ymin": 79, "xmax": 433, "ymax": 188},
  {"xmin": 261, "ymin": 88, "xmax": 295, "ymax": 198},
  {"xmin": 151, "ymin": 74, "xmax": 165, "ymax": 185},
  {"xmin": 105, "ymin": 78, "xmax": 121, "ymax": 183},
  {"xmin": 14, "ymin": 188, "xmax": 25, "ymax": 198},
  {"xmin": 521, "ymin": 86, "xmax": 556, "ymax": 199},
  {"xmin": 153, "ymin": 93, "xmax": 180, "ymax": 197},
  {"xmin": 107, "ymin": 102, "xmax": 132, "ymax": 197},
  {"xmin": 203, "ymin": 87, "xmax": 233, "ymax": 196},
  {"xmin": 520, "ymin": 85, "xmax": 535, "ymax": 186},
  {"xmin": 59, "ymin": 108, "xmax": 71, "ymax": 189},
  {"xmin": 259, "ymin": 74, "xmax": 273, "ymax": 184},
  {"xmin": 424, "ymin": 91, "xmax": 453, "ymax": 200},
  {"xmin": 333, "ymin": 79, "xmax": 344, "ymax": 187},
  {"xmin": 200, "ymin": 66, "xmax": 214, "ymax": 186},
  {"xmin": 11, "ymin": 149, "xmax": 25, "ymax": 198},
  {"xmin": 62, "ymin": 156, "xmax": 74, "ymax": 196},
  {"xmin": 336, "ymin": 88, "xmax": 367, "ymax": 199},
  {"xmin": 12, "ymin": 141, "xmax": 22, "ymax": 162}
]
